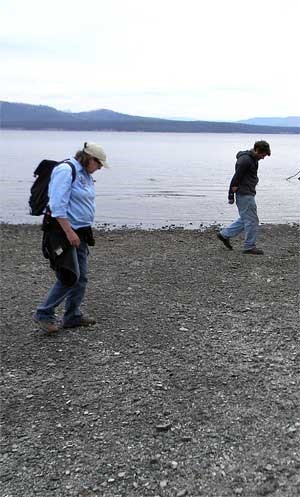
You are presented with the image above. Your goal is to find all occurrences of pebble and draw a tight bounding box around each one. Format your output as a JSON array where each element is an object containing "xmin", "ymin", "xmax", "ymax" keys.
[
  {"xmin": 176, "ymin": 489, "xmax": 188, "ymax": 497},
  {"xmin": 150, "ymin": 456, "xmax": 160, "ymax": 464},
  {"xmin": 256, "ymin": 480, "xmax": 279, "ymax": 496},
  {"xmin": 156, "ymin": 422, "xmax": 172, "ymax": 432},
  {"xmin": 181, "ymin": 436, "xmax": 192, "ymax": 442}
]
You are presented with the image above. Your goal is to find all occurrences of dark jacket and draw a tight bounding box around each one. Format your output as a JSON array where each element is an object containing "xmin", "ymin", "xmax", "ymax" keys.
[
  {"xmin": 41, "ymin": 215, "xmax": 95, "ymax": 287},
  {"xmin": 228, "ymin": 150, "xmax": 259, "ymax": 201},
  {"xmin": 42, "ymin": 216, "xmax": 79, "ymax": 287}
]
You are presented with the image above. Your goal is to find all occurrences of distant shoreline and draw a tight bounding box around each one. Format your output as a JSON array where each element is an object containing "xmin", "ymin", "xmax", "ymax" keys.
[
  {"xmin": 2, "ymin": 101, "xmax": 299, "ymax": 134},
  {"xmin": 2, "ymin": 126, "xmax": 299, "ymax": 134}
]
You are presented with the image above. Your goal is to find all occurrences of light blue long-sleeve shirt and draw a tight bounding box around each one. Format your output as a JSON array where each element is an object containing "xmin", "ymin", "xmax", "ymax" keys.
[{"xmin": 49, "ymin": 158, "xmax": 95, "ymax": 229}]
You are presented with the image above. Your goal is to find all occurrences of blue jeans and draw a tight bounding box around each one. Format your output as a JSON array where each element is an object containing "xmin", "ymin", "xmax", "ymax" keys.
[
  {"xmin": 35, "ymin": 241, "xmax": 88, "ymax": 326},
  {"xmin": 221, "ymin": 194, "xmax": 259, "ymax": 250}
]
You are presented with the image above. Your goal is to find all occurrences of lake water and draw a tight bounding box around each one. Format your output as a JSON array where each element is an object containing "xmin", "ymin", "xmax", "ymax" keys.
[{"xmin": 0, "ymin": 130, "xmax": 299, "ymax": 228}]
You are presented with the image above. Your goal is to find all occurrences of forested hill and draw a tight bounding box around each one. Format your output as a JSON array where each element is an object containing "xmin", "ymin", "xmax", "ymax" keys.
[
  {"xmin": 238, "ymin": 116, "xmax": 300, "ymax": 127},
  {"xmin": 1, "ymin": 101, "xmax": 299, "ymax": 134}
]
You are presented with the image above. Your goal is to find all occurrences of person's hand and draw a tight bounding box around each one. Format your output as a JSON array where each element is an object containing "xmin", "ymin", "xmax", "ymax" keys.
[
  {"xmin": 66, "ymin": 229, "xmax": 81, "ymax": 247},
  {"xmin": 228, "ymin": 198, "xmax": 235, "ymax": 204},
  {"xmin": 56, "ymin": 218, "xmax": 81, "ymax": 248}
]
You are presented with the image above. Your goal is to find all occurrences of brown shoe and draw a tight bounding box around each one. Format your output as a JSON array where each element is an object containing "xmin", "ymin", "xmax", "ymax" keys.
[
  {"xmin": 243, "ymin": 247, "xmax": 264, "ymax": 255},
  {"xmin": 34, "ymin": 317, "xmax": 60, "ymax": 333},
  {"xmin": 62, "ymin": 316, "xmax": 96, "ymax": 329}
]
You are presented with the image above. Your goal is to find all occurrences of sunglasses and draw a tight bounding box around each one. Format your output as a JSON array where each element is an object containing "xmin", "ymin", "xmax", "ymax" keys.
[{"xmin": 92, "ymin": 157, "xmax": 102, "ymax": 167}]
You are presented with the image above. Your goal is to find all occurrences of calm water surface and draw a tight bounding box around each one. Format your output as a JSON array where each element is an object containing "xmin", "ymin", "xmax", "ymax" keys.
[{"xmin": 0, "ymin": 130, "xmax": 299, "ymax": 228}]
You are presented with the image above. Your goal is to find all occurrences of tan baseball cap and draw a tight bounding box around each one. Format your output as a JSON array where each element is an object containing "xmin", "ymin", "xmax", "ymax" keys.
[{"xmin": 83, "ymin": 142, "xmax": 110, "ymax": 168}]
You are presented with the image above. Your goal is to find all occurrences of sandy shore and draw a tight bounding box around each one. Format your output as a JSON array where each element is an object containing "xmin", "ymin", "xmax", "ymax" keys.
[{"xmin": 1, "ymin": 223, "xmax": 299, "ymax": 497}]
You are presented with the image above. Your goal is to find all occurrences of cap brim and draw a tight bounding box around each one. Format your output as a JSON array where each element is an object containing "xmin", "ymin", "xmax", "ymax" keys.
[{"xmin": 101, "ymin": 160, "xmax": 110, "ymax": 169}]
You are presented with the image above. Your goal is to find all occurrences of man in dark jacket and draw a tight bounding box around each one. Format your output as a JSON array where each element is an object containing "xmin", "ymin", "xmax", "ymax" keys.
[{"xmin": 217, "ymin": 140, "xmax": 271, "ymax": 255}]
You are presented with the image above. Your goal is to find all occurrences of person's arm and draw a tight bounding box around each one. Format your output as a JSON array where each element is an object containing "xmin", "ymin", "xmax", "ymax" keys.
[
  {"xmin": 49, "ymin": 165, "xmax": 80, "ymax": 247},
  {"xmin": 228, "ymin": 159, "xmax": 249, "ymax": 203},
  {"xmin": 228, "ymin": 186, "xmax": 238, "ymax": 204},
  {"xmin": 56, "ymin": 217, "xmax": 80, "ymax": 247}
]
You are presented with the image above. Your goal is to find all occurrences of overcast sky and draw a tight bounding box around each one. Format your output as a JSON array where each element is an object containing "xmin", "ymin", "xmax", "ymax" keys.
[{"xmin": 1, "ymin": 0, "xmax": 299, "ymax": 121}]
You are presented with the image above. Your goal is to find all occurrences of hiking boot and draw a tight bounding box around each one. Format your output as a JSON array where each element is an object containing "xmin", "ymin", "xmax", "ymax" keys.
[
  {"xmin": 217, "ymin": 232, "xmax": 233, "ymax": 250},
  {"xmin": 243, "ymin": 247, "xmax": 264, "ymax": 255},
  {"xmin": 34, "ymin": 317, "xmax": 60, "ymax": 333},
  {"xmin": 62, "ymin": 316, "xmax": 96, "ymax": 329}
]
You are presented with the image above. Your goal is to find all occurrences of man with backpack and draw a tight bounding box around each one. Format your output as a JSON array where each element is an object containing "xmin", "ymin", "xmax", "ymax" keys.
[{"xmin": 34, "ymin": 142, "xmax": 109, "ymax": 333}]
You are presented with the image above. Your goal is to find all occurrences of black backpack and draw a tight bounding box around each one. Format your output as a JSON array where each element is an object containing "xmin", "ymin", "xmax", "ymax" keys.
[{"xmin": 29, "ymin": 160, "xmax": 76, "ymax": 216}]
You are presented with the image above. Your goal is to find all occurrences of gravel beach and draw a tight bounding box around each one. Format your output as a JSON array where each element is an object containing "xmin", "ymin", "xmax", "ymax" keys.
[{"xmin": 1, "ymin": 223, "xmax": 299, "ymax": 497}]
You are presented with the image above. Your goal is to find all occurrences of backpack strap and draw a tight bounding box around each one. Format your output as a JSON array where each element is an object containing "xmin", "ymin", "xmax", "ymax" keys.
[
  {"xmin": 63, "ymin": 160, "xmax": 76, "ymax": 183},
  {"xmin": 44, "ymin": 161, "xmax": 76, "ymax": 218}
]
